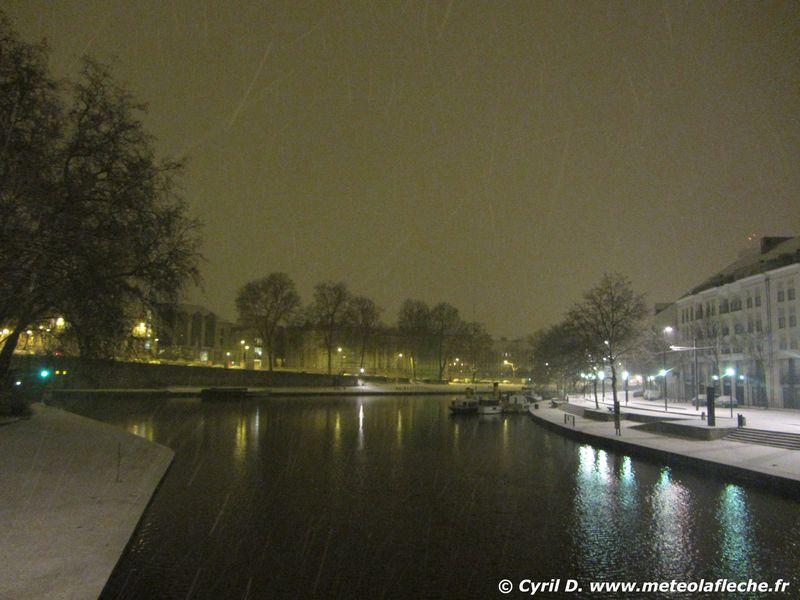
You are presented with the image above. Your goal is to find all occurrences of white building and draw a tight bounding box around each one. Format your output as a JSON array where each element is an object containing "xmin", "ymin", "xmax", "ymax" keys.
[{"xmin": 674, "ymin": 236, "xmax": 799, "ymax": 409}]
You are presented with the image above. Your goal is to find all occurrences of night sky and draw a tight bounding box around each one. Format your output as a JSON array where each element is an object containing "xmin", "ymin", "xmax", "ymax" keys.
[{"xmin": 8, "ymin": 2, "xmax": 800, "ymax": 338}]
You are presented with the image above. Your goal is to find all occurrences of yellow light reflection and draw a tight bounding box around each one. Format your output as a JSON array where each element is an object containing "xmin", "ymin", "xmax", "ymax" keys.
[
  {"xmin": 234, "ymin": 416, "xmax": 247, "ymax": 462},
  {"xmin": 127, "ymin": 421, "xmax": 154, "ymax": 441},
  {"xmin": 396, "ymin": 409, "xmax": 403, "ymax": 448},
  {"xmin": 333, "ymin": 412, "xmax": 341, "ymax": 452},
  {"xmin": 358, "ymin": 404, "xmax": 365, "ymax": 450}
]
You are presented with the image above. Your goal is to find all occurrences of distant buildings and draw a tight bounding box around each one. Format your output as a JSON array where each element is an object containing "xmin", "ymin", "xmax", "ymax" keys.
[{"xmin": 670, "ymin": 236, "xmax": 799, "ymax": 409}]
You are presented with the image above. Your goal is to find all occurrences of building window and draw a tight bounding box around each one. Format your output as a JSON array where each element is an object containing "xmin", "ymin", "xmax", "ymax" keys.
[
  {"xmin": 790, "ymin": 312, "xmax": 797, "ymax": 328},
  {"xmin": 778, "ymin": 316, "xmax": 786, "ymax": 329},
  {"xmin": 755, "ymin": 295, "xmax": 761, "ymax": 307},
  {"xmin": 746, "ymin": 296, "xmax": 753, "ymax": 309},
  {"xmin": 778, "ymin": 289, "xmax": 785, "ymax": 302},
  {"xmin": 734, "ymin": 323, "xmax": 744, "ymax": 334},
  {"xmin": 722, "ymin": 325, "xmax": 730, "ymax": 336},
  {"xmin": 731, "ymin": 298, "xmax": 742, "ymax": 311},
  {"xmin": 789, "ymin": 288, "xmax": 796, "ymax": 301},
  {"xmin": 719, "ymin": 299, "xmax": 729, "ymax": 314},
  {"xmin": 696, "ymin": 305, "xmax": 703, "ymax": 319}
]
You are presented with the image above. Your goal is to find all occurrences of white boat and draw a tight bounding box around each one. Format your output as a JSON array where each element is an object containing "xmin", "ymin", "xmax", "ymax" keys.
[
  {"xmin": 477, "ymin": 397, "xmax": 502, "ymax": 415},
  {"xmin": 504, "ymin": 387, "xmax": 542, "ymax": 412}
]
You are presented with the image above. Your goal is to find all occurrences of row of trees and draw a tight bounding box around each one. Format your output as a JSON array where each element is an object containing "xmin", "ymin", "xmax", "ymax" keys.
[
  {"xmin": 0, "ymin": 13, "xmax": 202, "ymax": 386},
  {"xmin": 234, "ymin": 274, "xmax": 493, "ymax": 378}
]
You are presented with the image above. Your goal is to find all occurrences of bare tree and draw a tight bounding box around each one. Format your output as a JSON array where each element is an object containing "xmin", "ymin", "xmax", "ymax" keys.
[
  {"xmin": 430, "ymin": 302, "xmax": 463, "ymax": 381},
  {"xmin": 457, "ymin": 321, "xmax": 492, "ymax": 382},
  {"xmin": 236, "ymin": 273, "xmax": 300, "ymax": 371},
  {"xmin": 529, "ymin": 323, "xmax": 585, "ymax": 402},
  {"xmin": 348, "ymin": 296, "xmax": 382, "ymax": 371},
  {"xmin": 309, "ymin": 281, "xmax": 351, "ymax": 375},
  {"xmin": 567, "ymin": 273, "xmax": 648, "ymax": 433},
  {"xmin": 397, "ymin": 299, "xmax": 431, "ymax": 380}
]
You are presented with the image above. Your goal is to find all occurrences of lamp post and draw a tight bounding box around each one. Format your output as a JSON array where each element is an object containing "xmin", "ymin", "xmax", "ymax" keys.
[
  {"xmin": 725, "ymin": 367, "xmax": 736, "ymax": 418},
  {"xmin": 670, "ymin": 342, "xmax": 714, "ymax": 410},
  {"xmin": 622, "ymin": 370, "xmax": 630, "ymax": 405},
  {"xmin": 658, "ymin": 369, "xmax": 669, "ymax": 411},
  {"xmin": 662, "ymin": 326, "xmax": 673, "ymax": 404},
  {"xmin": 503, "ymin": 359, "xmax": 516, "ymax": 380}
]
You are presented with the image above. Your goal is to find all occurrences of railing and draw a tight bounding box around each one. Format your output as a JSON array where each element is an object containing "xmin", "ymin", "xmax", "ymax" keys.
[{"xmin": 564, "ymin": 414, "xmax": 576, "ymax": 427}]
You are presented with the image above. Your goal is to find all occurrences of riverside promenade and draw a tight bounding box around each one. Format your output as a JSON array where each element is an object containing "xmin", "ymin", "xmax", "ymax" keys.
[
  {"xmin": 0, "ymin": 404, "xmax": 173, "ymax": 600},
  {"xmin": 529, "ymin": 394, "xmax": 800, "ymax": 493}
]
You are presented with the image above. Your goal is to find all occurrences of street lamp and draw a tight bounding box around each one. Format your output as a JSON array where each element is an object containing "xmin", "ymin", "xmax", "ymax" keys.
[
  {"xmin": 670, "ymin": 342, "xmax": 714, "ymax": 410},
  {"xmin": 622, "ymin": 370, "xmax": 630, "ymax": 405},
  {"xmin": 662, "ymin": 326, "xmax": 673, "ymax": 405},
  {"xmin": 725, "ymin": 367, "xmax": 736, "ymax": 418},
  {"xmin": 595, "ymin": 369, "xmax": 606, "ymax": 403},
  {"xmin": 658, "ymin": 368, "xmax": 669, "ymax": 411},
  {"xmin": 503, "ymin": 359, "xmax": 516, "ymax": 379}
]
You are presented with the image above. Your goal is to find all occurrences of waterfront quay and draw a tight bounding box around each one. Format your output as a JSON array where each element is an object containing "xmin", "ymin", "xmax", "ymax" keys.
[
  {"xmin": 0, "ymin": 405, "xmax": 173, "ymax": 600},
  {"xmin": 530, "ymin": 395, "xmax": 800, "ymax": 494}
]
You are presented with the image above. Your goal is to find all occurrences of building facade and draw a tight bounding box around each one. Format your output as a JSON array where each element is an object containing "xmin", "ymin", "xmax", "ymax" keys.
[{"xmin": 673, "ymin": 236, "xmax": 800, "ymax": 409}]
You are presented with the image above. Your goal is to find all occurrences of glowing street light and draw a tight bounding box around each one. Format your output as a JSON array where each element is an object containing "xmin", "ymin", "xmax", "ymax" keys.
[
  {"xmin": 622, "ymin": 370, "xmax": 630, "ymax": 405},
  {"xmin": 503, "ymin": 359, "xmax": 516, "ymax": 378},
  {"xmin": 725, "ymin": 367, "xmax": 736, "ymax": 417}
]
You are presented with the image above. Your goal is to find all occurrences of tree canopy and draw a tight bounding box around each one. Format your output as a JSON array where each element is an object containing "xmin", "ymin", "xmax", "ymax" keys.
[
  {"xmin": 0, "ymin": 13, "xmax": 202, "ymax": 377},
  {"xmin": 236, "ymin": 273, "xmax": 300, "ymax": 371}
]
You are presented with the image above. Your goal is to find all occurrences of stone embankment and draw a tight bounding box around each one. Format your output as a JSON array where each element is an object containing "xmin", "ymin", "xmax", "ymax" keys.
[
  {"xmin": 0, "ymin": 404, "xmax": 173, "ymax": 600},
  {"xmin": 528, "ymin": 399, "xmax": 800, "ymax": 494}
]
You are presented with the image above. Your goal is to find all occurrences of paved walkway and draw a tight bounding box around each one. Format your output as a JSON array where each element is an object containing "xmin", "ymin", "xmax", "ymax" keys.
[
  {"xmin": 528, "ymin": 396, "xmax": 800, "ymax": 492},
  {"xmin": 0, "ymin": 404, "xmax": 173, "ymax": 600},
  {"xmin": 572, "ymin": 392, "xmax": 800, "ymax": 434}
]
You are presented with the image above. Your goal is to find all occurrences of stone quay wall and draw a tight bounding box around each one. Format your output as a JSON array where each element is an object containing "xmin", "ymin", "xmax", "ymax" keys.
[{"xmin": 9, "ymin": 355, "xmax": 358, "ymax": 389}]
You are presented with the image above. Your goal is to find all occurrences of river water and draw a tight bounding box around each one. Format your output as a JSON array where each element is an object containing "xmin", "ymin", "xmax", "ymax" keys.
[{"xmin": 52, "ymin": 394, "xmax": 799, "ymax": 599}]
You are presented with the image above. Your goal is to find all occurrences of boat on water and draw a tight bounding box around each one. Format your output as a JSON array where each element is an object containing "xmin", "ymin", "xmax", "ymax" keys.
[
  {"xmin": 449, "ymin": 397, "xmax": 479, "ymax": 414},
  {"xmin": 477, "ymin": 397, "xmax": 503, "ymax": 415},
  {"xmin": 504, "ymin": 386, "xmax": 542, "ymax": 413}
]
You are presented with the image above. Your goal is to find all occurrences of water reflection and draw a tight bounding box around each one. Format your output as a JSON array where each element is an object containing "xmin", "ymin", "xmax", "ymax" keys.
[
  {"xmin": 649, "ymin": 467, "xmax": 692, "ymax": 577},
  {"xmin": 358, "ymin": 403, "xmax": 365, "ymax": 450},
  {"xmin": 234, "ymin": 415, "xmax": 247, "ymax": 463},
  {"xmin": 718, "ymin": 484, "xmax": 760, "ymax": 580},
  {"xmin": 44, "ymin": 394, "xmax": 798, "ymax": 600},
  {"xmin": 396, "ymin": 409, "xmax": 403, "ymax": 449},
  {"xmin": 127, "ymin": 419, "xmax": 154, "ymax": 441},
  {"xmin": 333, "ymin": 412, "xmax": 342, "ymax": 452},
  {"xmin": 573, "ymin": 445, "xmax": 618, "ymax": 579}
]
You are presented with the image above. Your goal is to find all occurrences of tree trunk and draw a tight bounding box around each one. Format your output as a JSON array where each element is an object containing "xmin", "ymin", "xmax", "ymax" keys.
[
  {"xmin": 0, "ymin": 324, "xmax": 26, "ymax": 382},
  {"xmin": 592, "ymin": 378, "xmax": 599, "ymax": 408},
  {"xmin": 610, "ymin": 364, "xmax": 621, "ymax": 435},
  {"xmin": 326, "ymin": 343, "xmax": 332, "ymax": 375}
]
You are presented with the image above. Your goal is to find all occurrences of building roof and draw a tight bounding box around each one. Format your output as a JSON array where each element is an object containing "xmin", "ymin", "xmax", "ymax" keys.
[{"xmin": 684, "ymin": 236, "xmax": 800, "ymax": 297}]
